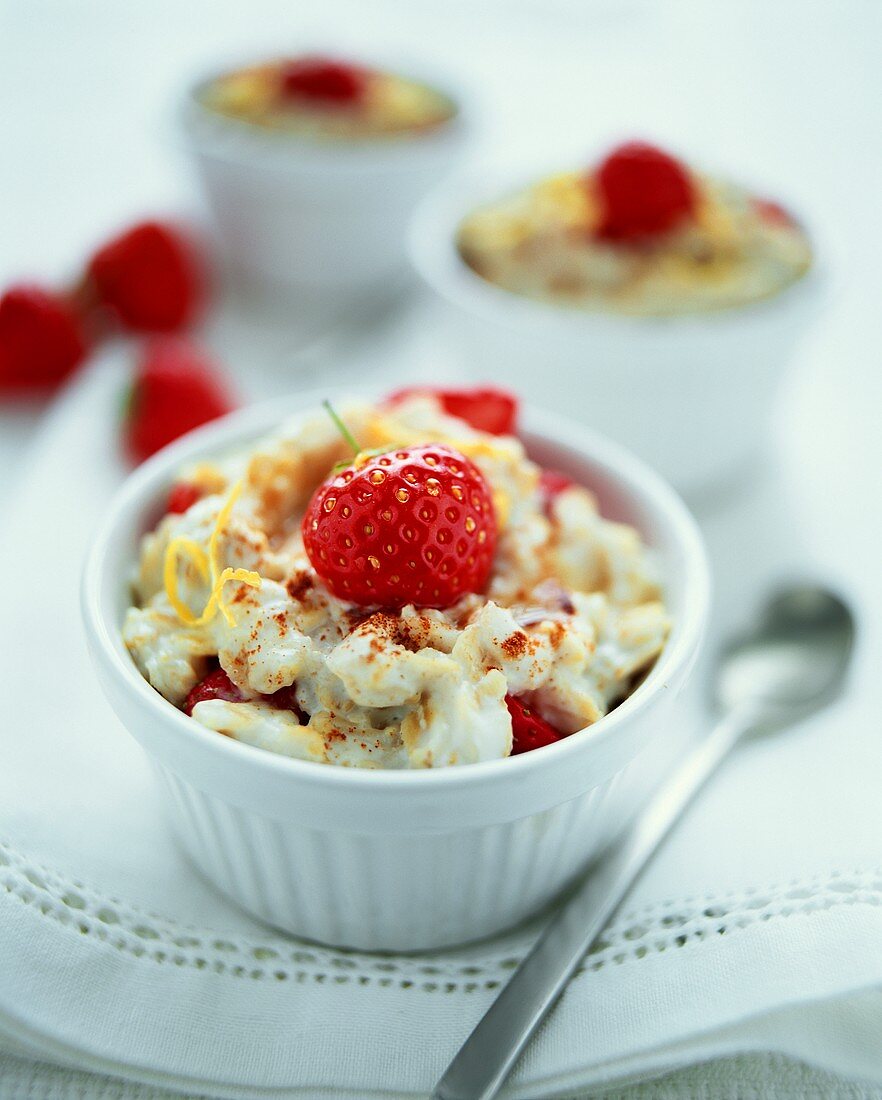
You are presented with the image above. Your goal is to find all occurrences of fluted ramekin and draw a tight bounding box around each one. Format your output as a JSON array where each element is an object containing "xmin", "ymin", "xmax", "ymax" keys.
[
  {"xmin": 180, "ymin": 60, "xmax": 469, "ymax": 302},
  {"xmin": 82, "ymin": 392, "xmax": 709, "ymax": 951},
  {"xmin": 409, "ymin": 173, "xmax": 825, "ymax": 498}
]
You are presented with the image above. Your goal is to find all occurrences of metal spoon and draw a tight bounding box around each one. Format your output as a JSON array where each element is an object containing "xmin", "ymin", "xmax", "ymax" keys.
[{"xmin": 432, "ymin": 586, "xmax": 855, "ymax": 1100}]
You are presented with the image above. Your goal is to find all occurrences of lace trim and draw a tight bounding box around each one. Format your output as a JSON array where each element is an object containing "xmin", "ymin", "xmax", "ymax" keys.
[{"xmin": 2, "ymin": 841, "xmax": 882, "ymax": 993}]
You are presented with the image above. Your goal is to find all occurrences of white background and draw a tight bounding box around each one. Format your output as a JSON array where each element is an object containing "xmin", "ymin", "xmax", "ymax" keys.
[{"xmin": 1, "ymin": 0, "xmax": 880, "ymax": 495}]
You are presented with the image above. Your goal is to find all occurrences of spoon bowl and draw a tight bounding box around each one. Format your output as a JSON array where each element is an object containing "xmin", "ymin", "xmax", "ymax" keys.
[{"xmin": 715, "ymin": 586, "xmax": 855, "ymax": 724}]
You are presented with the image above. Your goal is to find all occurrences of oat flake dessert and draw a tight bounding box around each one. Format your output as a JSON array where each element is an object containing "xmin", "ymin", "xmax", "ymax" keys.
[
  {"xmin": 123, "ymin": 388, "xmax": 669, "ymax": 768},
  {"xmin": 197, "ymin": 55, "xmax": 456, "ymax": 140},
  {"xmin": 457, "ymin": 141, "xmax": 812, "ymax": 316}
]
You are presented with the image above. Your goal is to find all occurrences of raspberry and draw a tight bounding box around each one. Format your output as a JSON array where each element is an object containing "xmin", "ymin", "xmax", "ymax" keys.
[
  {"xmin": 166, "ymin": 482, "xmax": 203, "ymax": 515},
  {"xmin": 123, "ymin": 338, "xmax": 235, "ymax": 464},
  {"xmin": 302, "ymin": 444, "xmax": 497, "ymax": 608},
  {"xmin": 0, "ymin": 284, "xmax": 87, "ymax": 394},
  {"xmin": 183, "ymin": 669, "xmax": 244, "ymax": 715},
  {"xmin": 596, "ymin": 142, "xmax": 696, "ymax": 241},
  {"xmin": 87, "ymin": 221, "xmax": 204, "ymax": 332},
  {"xmin": 506, "ymin": 695, "xmax": 564, "ymax": 755},
  {"xmin": 279, "ymin": 57, "xmax": 367, "ymax": 104},
  {"xmin": 387, "ymin": 386, "xmax": 519, "ymax": 436}
]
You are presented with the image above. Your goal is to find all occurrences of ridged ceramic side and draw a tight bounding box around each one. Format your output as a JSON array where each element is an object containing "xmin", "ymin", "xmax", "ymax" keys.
[
  {"xmin": 180, "ymin": 66, "xmax": 469, "ymax": 299},
  {"xmin": 154, "ymin": 738, "xmax": 664, "ymax": 951},
  {"xmin": 82, "ymin": 392, "xmax": 709, "ymax": 952}
]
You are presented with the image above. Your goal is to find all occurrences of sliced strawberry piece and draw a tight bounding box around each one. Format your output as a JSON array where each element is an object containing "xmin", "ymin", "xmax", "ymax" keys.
[
  {"xmin": 87, "ymin": 220, "xmax": 204, "ymax": 332},
  {"xmin": 184, "ymin": 669, "xmax": 309, "ymax": 723},
  {"xmin": 183, "ymin": 669, "xmax": 244, "ymax": 716},
  {"xmin": 753, "ymin": 198, "xmax": 794, "ymax": 226},
  {"xmin": 166, "ymin": 482, "xmax": 203, "ymax": 515},
  {"xmin": 538, "ymin": 468, "xmax": 575, "ymax": 516},
  {"xmin": 506, "ymin": 694, "xmax": 564, "ymax": 755},
  {"xmin": 387, "ymin": 386, "xmax": 519, "ymax": 436},
  {"xmin": 0, "ymin": 284, "xmax": 87, "ymax": 395},
  {"xmin": 264, "ymin": 684, "xmax": 307, "ymax": 723},
  {"xmin": 123, "ymin": 338, "xmax": 235, "ymax": 465}
]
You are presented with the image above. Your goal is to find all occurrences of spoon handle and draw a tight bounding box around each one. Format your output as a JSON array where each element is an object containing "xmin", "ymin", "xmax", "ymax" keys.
[{"xmin": 431, "ymin": 706, "xmax": 756, "ymax": 1100}]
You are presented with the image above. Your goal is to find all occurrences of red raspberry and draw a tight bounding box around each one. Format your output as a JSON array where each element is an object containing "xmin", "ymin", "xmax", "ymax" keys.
[
  {"xmin": 279, "ymin": 57, "xmax": 367, "ymax": 104},
  {"xmin": 596, "ymin": 142, "xmax": 696, "ymax": 241},
  {"xmin": 87, "ymin": 221, "xmax": 204, "ymax": 332},
  {"xmin": 302, "ymin": 444, "xmax": 497, "ymax": 608},
  {"xmin": 166, "ymin": 482, "xmax": 203, "ymax": 515},
  {"xmin": 387, "ymin": 386, "xmax": 519, "ymax": 436},
  {"xmin": 506, "ymin": 695, "xmax": 564, "ymax": 755},
  {"xmin": 0, "ymin": 284, "xmax": 87, "ymax": 394},
  {"xmin": 183, "ymin": 669, "xmax": 244, "ymax": 715},
  {"xmin": 123, "ymin": 339, "xmax": 235, "ymax": 465}
]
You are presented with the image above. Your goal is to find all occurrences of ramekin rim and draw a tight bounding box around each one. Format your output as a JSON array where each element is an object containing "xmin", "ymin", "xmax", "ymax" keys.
[
  {"xmin": 177, "ymin": 52, "xmax": 472, "ymax": 169},
  {"xmin": 407, "ymin": 168, "xmax": 826, "ymax": 335},
  {"xmin": 81, "ymin": 389, "xmax": 710, "ymax": 795}
]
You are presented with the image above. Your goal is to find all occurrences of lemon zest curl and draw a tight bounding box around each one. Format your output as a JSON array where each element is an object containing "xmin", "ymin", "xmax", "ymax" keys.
[{"xmin": 163, "ymin": 480, "xmax": 261, "ymax": 628}]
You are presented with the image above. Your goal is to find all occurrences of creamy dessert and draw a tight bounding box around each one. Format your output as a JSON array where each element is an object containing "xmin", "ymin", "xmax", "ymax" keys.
[
  {"xmin": 197, "ymin": 55, "xmax": 456, "ymax": 140},
  {"xmin": 457, "ymin": 142, "xmax": 812, "ymax": 316},
  {"xmin": 123, "ymin": 388, "xmax": 669, "ymax": 769}
]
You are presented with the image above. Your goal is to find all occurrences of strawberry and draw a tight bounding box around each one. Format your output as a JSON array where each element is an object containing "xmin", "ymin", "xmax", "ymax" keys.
[
  {"xmin": 279, "ymin": 57, "xmax": 367, "ymax": 104},
  {"xmin": 386, "ymin": 386, "xmax": 518, "ymax": 436},
  {"xmin": 184, "ymin": 668, "xmax": 244, "ymax": 715},
  {"xmin": 166, "ymin": 482, "xmax": 204, "ymax": 515},
  {"xmin": 0, "ymin": 284, "xmax": 87, "ymax": 394},
  {"xmin": 753, "ymin": 198, "xmax": 793, "ymax": 226},
  {"xmin": 184, "ymin": 668, "xmax": 307, "ymax": 722},
  {"xmin": 302, "ymin": 443, "xmax": 497, "ymax": 608},
  {"xmin": 538, "ymin": 468, "xmax": 575, "ymax": 516},
  {"xmin": 596, "ymin": 142, "xmax": 696, "ymax": 241},
  {"xmin": 123, "ymin": 338, "xmax": 235, "ymax": 464},
  {"xmin": 87, "ymin": 220, "xmax": 204, "ymax": 332},
  {"xmin": 264, "ymin": 684, "xmax": 307, "ymax": 723},
  {"xmin": 506, "ymin": 694, "xmax": 564, "ymax": 755}
]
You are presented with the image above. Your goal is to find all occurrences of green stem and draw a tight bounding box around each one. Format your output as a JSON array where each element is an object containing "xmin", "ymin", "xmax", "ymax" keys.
[{"xmin": 323, "ymin": 400, "xmax": 360, "ymax": 457}]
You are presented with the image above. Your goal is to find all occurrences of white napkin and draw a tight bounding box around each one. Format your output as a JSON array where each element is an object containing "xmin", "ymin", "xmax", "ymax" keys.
[{"xmin": 1, "ymin": 349, "xmax": 881, "ymax": 1100}]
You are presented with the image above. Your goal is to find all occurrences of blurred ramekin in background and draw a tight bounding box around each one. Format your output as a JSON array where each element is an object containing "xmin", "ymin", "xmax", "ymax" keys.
[
  {"xmin": 82, "ymin": 392, "xmax": 708, "ymax": 952},
  {"xmin": 180, "ymin": 57, "xmax": 469, "ymax": 304},
  {"xmin": 409, "ymin": 173, "xmax": 825, "ymax": 498}
]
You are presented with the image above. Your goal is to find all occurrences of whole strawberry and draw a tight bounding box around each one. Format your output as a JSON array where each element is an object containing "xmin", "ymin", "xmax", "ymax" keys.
[
  {"xmin": 123, "ymin": 338, "xmax": 235, "ymax": 464},
  {"xmin": 303, "ymin": 443, "xmax": 497, "ymax": 608},
  {"xmin": 0, "ymin": 284, "xmax": 87, "ymax": 394},
  {"xmin": 87, "ymin": 220, "xmax": 204, "ymax": 332}
]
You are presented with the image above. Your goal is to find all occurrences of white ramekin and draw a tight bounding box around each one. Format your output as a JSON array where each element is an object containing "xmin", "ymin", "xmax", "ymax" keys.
[
  {"xmin": 409, "ymin": 174, "xmax": 825, "ymax": 498},
  {"xmin": 180, "ymin": 63, "xmax": 469, "ymax": 302},
  {"xmin": 81, "ymin": 392, "xmax": 709, "ymax": 952}
]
